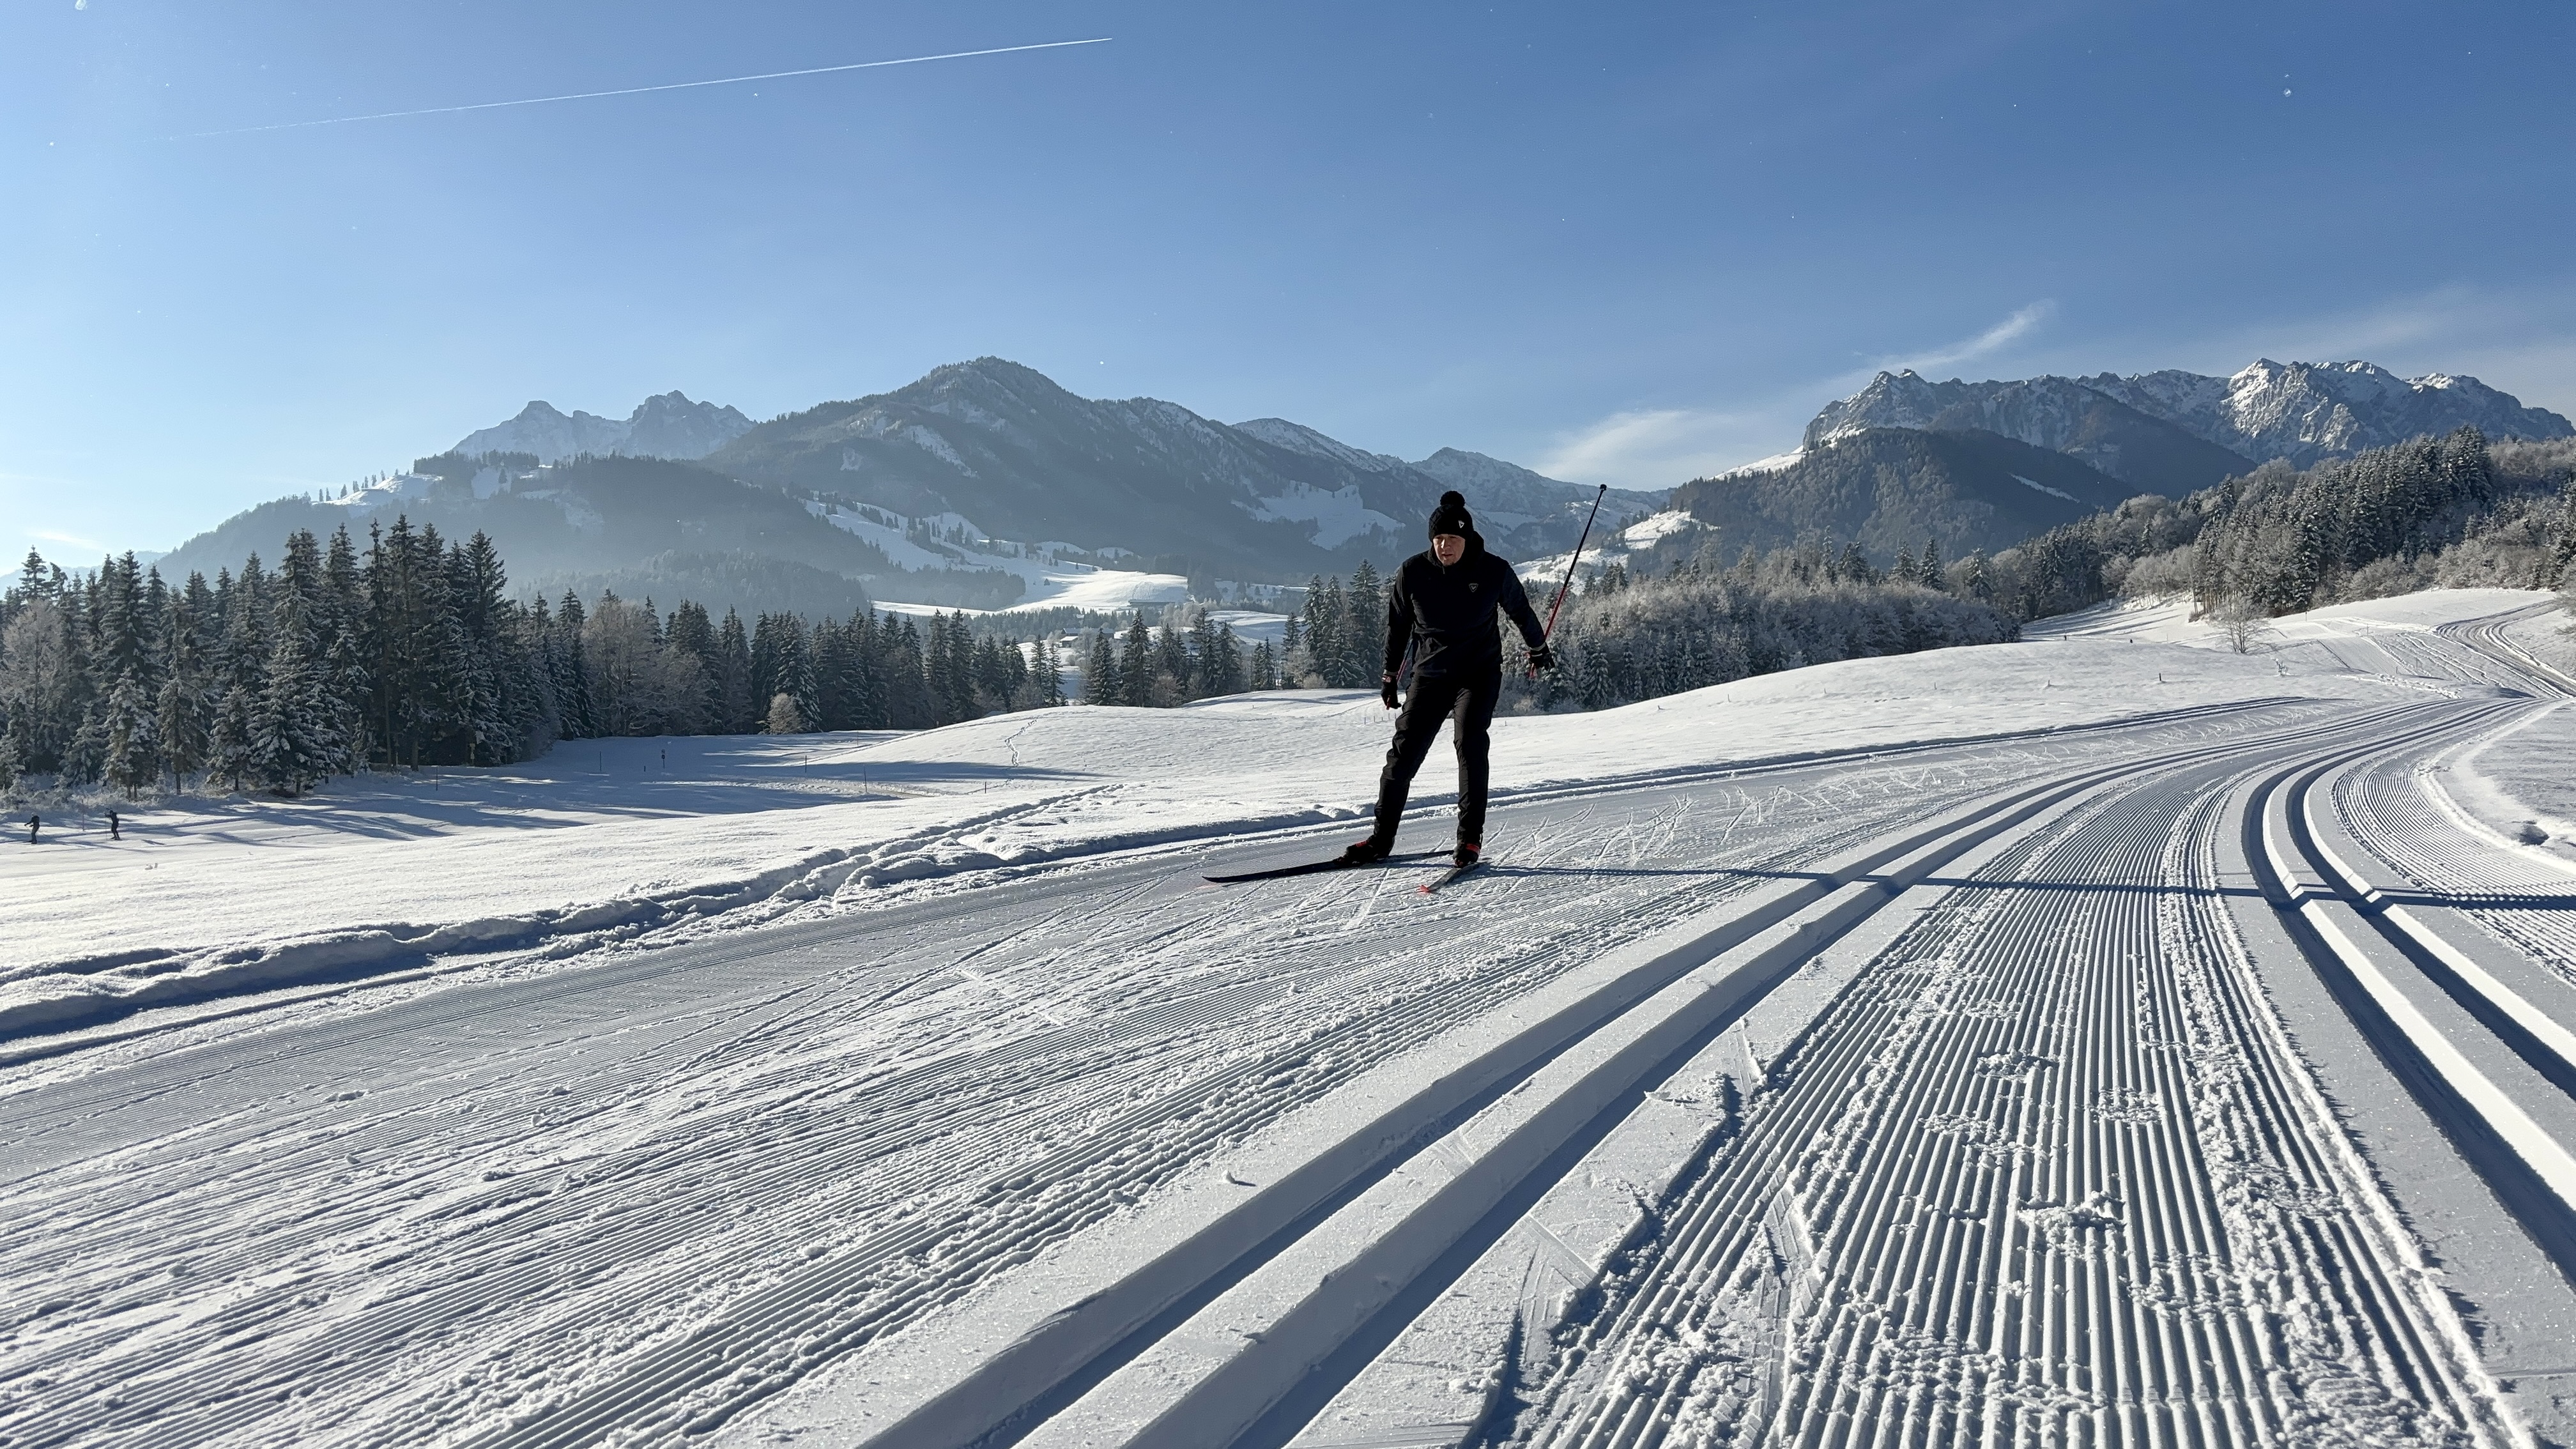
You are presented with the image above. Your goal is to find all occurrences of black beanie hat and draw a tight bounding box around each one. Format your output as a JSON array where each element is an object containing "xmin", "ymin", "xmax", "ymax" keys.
[{"xmin": 1429, "ymin": 490, "xmax": 1473, "ymax": 540}]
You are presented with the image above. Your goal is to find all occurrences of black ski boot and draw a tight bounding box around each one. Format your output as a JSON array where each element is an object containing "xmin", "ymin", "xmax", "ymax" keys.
[{"xmin": 1340, "ymin": 836, "xmax": 1393, "ymax": 866}]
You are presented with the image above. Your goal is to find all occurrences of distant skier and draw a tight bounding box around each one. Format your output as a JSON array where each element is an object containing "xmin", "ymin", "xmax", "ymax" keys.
[
  {"xmin": 1342, "ymin": 491, "xmax": 1554, "ymax": 870},
  {"xmin": 25, "ymin": 813, "xmax": 37, "ymax": 845},
  {"xmin": 106, "ymin": 808, "xmax": 121, "ymax": 841}
]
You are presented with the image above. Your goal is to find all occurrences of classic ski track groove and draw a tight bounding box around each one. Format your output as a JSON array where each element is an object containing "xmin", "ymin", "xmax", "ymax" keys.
[
  {"xmin": 1500, "ymin": 701, "xmax": 2539, "ymax": 1449},
  {"xmin": 1469, "ymin": 618, "xmax": 2576, "ymax": 1449}
]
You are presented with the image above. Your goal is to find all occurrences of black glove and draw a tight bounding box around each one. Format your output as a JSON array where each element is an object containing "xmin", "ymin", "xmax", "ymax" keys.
[
  {"xmin": 1528, "ymin": 643, "xmax": 1557, "ymax": 671},
  {"xmin": 1381, "ymin": 673, "xmax": 1400, "ymax": 709}
]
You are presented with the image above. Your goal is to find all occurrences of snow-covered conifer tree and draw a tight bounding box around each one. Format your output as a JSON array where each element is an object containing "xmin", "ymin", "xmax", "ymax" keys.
[
  {"xmin": 102, "ymin": 673, "xmax": 158, "ymax": 799},
  {"xmin": 210, "ymin": 684, "xmax": 254, "ymax": 793}
]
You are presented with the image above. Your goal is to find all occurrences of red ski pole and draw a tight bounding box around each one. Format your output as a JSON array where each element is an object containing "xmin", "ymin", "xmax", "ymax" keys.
[{"xmin": 1533, "ymin": 485, "xmax": 1609, "ymax": 674}]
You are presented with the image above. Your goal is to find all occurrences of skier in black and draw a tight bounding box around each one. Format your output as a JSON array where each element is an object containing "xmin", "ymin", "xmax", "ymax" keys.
[{"xmin": 1342, "ymin": 491, "xmax": 1554, "ymax": 869}]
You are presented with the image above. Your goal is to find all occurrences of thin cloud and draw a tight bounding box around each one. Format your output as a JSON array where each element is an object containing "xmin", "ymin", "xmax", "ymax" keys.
[
  {"xmin": 1870, "ymin": 301, "xmax": 2056, "ymax": 379},
  {"xmin": 171, "ymin": 38, "xmax": 1111, "ymax": 139},
  {"xmin": 31, "ymin": 528, "xmax": 107, "ymax": 551},
  {"xmin": 1539, "ymin": 302, "xmax": 2058, "ymax": 489},
  {"xmin": 1537, "ymin": 405, "xmax": 1793, "ymax": 489}
]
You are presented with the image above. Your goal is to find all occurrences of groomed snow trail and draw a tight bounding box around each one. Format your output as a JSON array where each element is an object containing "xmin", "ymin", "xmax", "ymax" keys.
[
  {"xmin": 12, "ymin": 604, "xmax": 2576, "ymax": 1449},
  {"xmin": 0, "ymin": 712, "xmax": 2288, "ymax": 1449}
]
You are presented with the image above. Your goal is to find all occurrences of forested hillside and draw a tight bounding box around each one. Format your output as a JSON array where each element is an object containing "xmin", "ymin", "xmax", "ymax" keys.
[
  {"xmin": 1672, "ymin": 427, "xmax": 2144, "ymax": 561},
  {"xmin": 152, "ymin": 454, "xmax": 917, "ymax": 622},
  {"xmin": 1947, "ymin": 428, "xmax": 2576, "ymax": 622},
  {"xmin": 0, "ymin": 522, "xmax": 1061, "ymax": 801}
]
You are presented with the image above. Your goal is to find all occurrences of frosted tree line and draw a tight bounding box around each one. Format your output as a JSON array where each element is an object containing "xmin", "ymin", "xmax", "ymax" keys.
[
  {"xmin": 1077, "ymin": 605, "xmax": 1275, "ymax": 707},
  {"xmin": 1951, "ymin": 427, "xmax": 2576, "ymax": 622},
  {"xmin": 1494, "ymin": 544, "xmax": 2016, "ymax": 711},
  {"xmin": 1267, "ymin": 543, "xmax": 2014, "ymax": 714},
  {"xmin": 0, "ymin": 518, "xmax": 1062, "ymax": 799}
]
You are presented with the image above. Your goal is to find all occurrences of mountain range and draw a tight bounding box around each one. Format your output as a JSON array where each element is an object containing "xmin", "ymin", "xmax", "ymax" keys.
[
  {"xmin": 687, "ymin": 358, "xmax": 1656, "ymax": 576},
  {"xmin": 152, "ymin": 360, "xmax": 1648, "ymax": 619},
  {"xmin": 148, "ymin": 353, "xmax": 2569, "ymax": 618},
  {"xmin": 1683, "ymin": 358, "xmax": 2575, "ymax": 560},
  {"xmin": 454, "ymin": 392, "xmax": 755, "ymax": 464},
  {"xmin": 1809, "ymin": 358, "xmax": 2568, "ymax": 472}
]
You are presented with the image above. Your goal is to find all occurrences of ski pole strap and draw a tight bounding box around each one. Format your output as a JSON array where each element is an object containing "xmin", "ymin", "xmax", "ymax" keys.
[{"xmin": 1541, "ymin": 484, "xmax": 1609, "ymax": 644}]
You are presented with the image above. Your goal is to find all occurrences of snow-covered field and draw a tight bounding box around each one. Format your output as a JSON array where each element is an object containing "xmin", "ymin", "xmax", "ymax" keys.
[
  {"xmin": 2, "ymin": 622, "xmax": 2423, "ymax": 1041},
  {"xmin": 8, "ymin": 589, "xmax": 2576, "ymax": 1448},
  {"xmin": 804, "ymin": 499, "xmax": 1193, "ymax": 615},
  {"xmin": 1515, "ymin": 508, "xmax": 1710, "ymax": 586}
]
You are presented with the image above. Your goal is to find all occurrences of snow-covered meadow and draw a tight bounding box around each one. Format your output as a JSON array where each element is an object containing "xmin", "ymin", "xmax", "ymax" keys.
[{"xmin": 3, "ymin": 597, "xmax": 2494, "ymax": 1048}]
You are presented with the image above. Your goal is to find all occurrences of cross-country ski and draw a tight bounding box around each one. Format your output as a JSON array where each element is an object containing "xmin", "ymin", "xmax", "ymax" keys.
[
  {"xmin": 1203, "ymin": 848, "xmax": 1443, "ymax": 885},
  {"xmin": 1417, "ymin": 857, "xmax": 1487, "ymax": 893}
]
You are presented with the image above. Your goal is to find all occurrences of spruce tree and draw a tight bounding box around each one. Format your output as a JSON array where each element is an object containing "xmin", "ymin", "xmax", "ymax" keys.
[
  {"xmin": 1346, "ymin": 561, "xmax": 1383, "ymax": 685},
  {"xmin": 1086, "ymin": 630, "xmax": 1118, "ymax": 705},
  {"xmin": 1208, "ymin": 624, "xmax": 1243, "ymax": 697},
  {"xmin": 210, "ymin": 683, "xmax": 254, "ymax": 792},
  {"xmin": 553, "ymin": 591, "xmax": 595, "ymax": 739},
  {"xmin": 702, "ymin": 608, "xmax": 746, "ymax": 732},
  {"xmin": 1035, "ymin": 638, "xmax": 1064, "ymax": 706},
  {"xmin": 102, "ymin": 672, "xmax": 157, "ymax": 799},
  {"xmin": 1119, "ymin": 611, "xmax": 1153, "ymax": 705},
  {"xmin": 155, "ymin": 649, "xmax": 208, "ymax": 793},
  {"xmin": 1154, "ymin": 612, "xmax": 1190, "ymax": 703}
]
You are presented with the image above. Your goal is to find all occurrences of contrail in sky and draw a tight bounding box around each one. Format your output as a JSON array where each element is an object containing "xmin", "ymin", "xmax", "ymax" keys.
[{"xmin": 171, "ymin": 37, "xmax": 1111, "ymax": 139}]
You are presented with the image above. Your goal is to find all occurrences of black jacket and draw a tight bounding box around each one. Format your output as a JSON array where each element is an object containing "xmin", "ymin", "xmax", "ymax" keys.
[{"xmin": 1383, "ymin": 536, "xmax": 1547, "ymax": 678}]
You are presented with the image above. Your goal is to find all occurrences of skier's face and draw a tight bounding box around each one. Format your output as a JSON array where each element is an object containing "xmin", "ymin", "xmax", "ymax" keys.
[{"xmin": 1432, "ymin": 533, "xmax": 1466, "ymax": 565}]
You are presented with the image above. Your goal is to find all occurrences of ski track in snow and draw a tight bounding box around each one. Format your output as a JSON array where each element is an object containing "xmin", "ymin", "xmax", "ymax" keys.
[
  {"xmin": 0, "ymin": 728, "xmax": 2260, "ymax": 1447},
  {"xmin": 1510, "ymin": 707, "xmax": 2513, "ymax": 1448},
  {"xmin": 8, "ymin": 596, "xmax": 2576, "ymax": 1448}
]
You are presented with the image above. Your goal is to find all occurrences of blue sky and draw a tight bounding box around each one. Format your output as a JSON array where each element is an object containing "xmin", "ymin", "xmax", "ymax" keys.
[{"xmin": 4, "ymin": 1, "xmax": 2572, "ymax": 569}]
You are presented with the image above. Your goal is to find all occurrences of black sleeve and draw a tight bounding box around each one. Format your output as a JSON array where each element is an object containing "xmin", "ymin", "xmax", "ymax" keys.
[
  {"xmin": 1383, "ymin": 563, "xmax": 1415, "ymax": 678},
  {"xmin": 1495, "ymin": 558, "xmax": 1547, "ymax": 648}
]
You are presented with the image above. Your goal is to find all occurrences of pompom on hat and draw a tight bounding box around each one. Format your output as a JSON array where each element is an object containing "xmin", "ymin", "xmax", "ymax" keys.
[{"xmin": 1428, "ymin": 490, "xmax": 1474, "ymax": 540}]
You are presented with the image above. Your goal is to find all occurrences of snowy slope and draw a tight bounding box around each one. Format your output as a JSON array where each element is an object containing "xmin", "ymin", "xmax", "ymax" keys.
[{"xmin": 801, "ymin": 499, "xmax": 1190, "ymax": 614}]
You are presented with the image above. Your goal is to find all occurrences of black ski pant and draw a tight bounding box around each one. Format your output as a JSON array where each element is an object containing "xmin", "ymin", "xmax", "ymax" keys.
[{"xmin": 1372, "ymin": 666, "xmax": 1501, "ymax": 849}]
